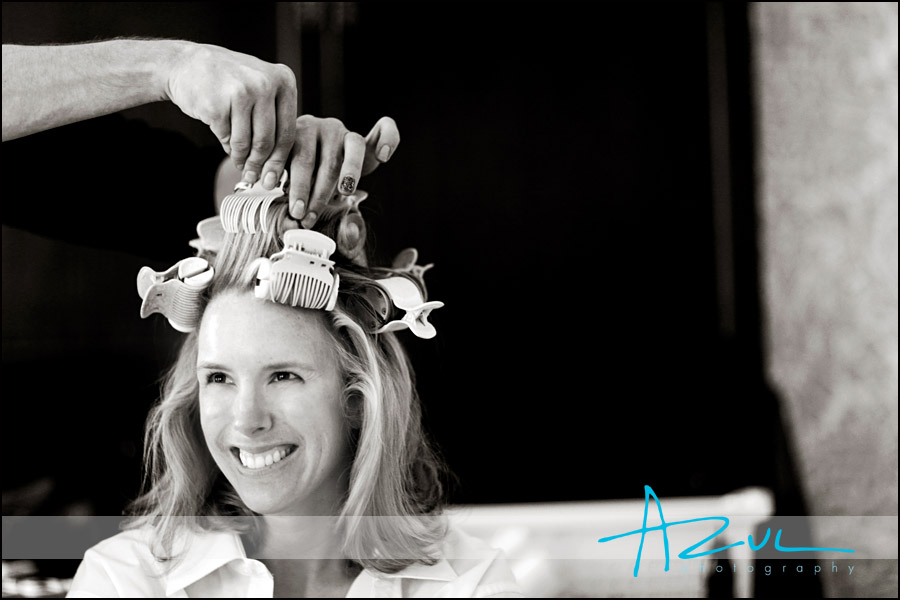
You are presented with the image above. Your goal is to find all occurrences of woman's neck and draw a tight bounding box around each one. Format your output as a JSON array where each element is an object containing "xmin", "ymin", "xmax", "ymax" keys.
[
  {"xmin": 261, "ymin": 558, "xmax": 360, "ymax": 598},
  {"xmin": 255, "ymin": 515, "xmax": 344, "ymax": 559},
  {"xmin": 251, "ymin": 515, "xmax": 360, "ymax": 598}
]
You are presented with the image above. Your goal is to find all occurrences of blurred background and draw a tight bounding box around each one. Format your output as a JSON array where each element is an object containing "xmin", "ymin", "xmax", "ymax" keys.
[{"xmin": 2, "ymin": 2, "xmax": 897, "ymax": 597}]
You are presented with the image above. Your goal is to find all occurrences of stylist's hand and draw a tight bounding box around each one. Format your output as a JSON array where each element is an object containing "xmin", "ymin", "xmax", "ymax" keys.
[
  {"xmin": 289, "ymin": 115, "xmax": 400, "ymax": 229},
  {"xmin": 165, "ymin": 42, "xmax": 297, "ymax": 190}
]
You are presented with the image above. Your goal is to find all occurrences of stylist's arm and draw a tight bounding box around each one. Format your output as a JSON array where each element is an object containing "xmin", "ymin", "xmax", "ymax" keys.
[{"xmin": 1, "ymin": 40, "xmax": 297, "ymax": 189}]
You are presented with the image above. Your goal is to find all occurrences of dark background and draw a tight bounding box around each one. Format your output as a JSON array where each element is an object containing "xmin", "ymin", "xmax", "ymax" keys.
[{"xmin": 2, "ymin": 2, "xmax": 803, "ymax": 526}]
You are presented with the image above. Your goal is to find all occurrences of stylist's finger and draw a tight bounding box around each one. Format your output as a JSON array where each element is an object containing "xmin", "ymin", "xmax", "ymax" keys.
[
  {"xmin": 303, "ymin": 122, "xmax": 344, "ymax": 229},
  {"xmin": 338, "ymin": 132, "xmax": 366, "ymax": 196},
  {"xmin": 361, "ymin": 116, "xmax": 400, "ymax": 175},
  {"xmin": 208, "ymin": 117, "xmax": 234, "ymax": 158},
  {"xmin": 228, "ymin": 100, "xmax": 253, "ymax": 172},
  {"xmin": 258, "ymin": 70, "xmax": 298, "ymax": 189},
  {"xmin": 288, "ymin": 121, "xmax": 318, "ymax": 220},
  {"xmin": 240, "ymin": 102, "xmax": 277, "ymax": 186},
  {"xmin": 303, "ymin": 158, "xmax": 340, "ymax": 229}
]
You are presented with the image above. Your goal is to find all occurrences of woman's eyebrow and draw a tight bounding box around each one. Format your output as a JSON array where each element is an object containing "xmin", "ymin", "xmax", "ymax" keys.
[
  {"xmin": 197, "ymin": 361, "xmax": 316, "ymax": 371},
  {"xmin": 265, "ymin": 361, "xmax": 316, "ymax": 372},
  {"xmin": 196, "ymin": 361, "xmax": 229, "ymax": 371}
]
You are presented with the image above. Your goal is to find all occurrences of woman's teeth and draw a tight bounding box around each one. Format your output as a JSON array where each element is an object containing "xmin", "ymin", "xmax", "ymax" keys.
[{"xmin": 238, "ymin": 446, "xmax": 293, "ymax": 469}]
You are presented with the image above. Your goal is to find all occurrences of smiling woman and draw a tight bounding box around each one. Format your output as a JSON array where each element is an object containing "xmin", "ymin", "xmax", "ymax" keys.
[
  {"xmin": 65, "ymin": 173, "xmax": 521, "ymax": 597},
  {"xmin": 198, "ymin": 292, "xmax": 351, "ymax": 519}
]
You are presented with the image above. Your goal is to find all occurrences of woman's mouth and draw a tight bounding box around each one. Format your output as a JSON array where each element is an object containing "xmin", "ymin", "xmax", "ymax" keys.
[{"xmin": 230, "ymin": 445, "xmax": 297, "ymax": 470}]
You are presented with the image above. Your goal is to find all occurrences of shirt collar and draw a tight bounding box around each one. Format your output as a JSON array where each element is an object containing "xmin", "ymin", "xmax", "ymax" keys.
[
  {"xmin": 163, "ymin": 529, "xmax": 459, "ymax": 596},
  {"xmin": 164, "ymin": 529, "xmax": 249, "ymax": 596},
  {"xmin": 378, "ymin": 557, "xmax": 458, "ymax": 582}
]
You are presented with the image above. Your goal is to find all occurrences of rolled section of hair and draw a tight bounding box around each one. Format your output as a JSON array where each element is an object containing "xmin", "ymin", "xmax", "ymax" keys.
[{"xmin": 314, "ymin": 191, "xmax": 369, "ymax": 266}]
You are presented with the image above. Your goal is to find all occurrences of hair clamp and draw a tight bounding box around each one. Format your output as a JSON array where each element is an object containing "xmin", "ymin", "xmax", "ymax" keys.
[
  {"xmin": 365, "ymin": 248, "xmax": 444, "ymax": 339},
  {"xmin": 188, "ymin": 216, "xmax": 226, "ymax": 256},
  {"xmin": 391, "ymin": 248, "xmax": 435, "ymax": 297},
  {"xmin": 136, "ymin": 257, "xmax": 214, "ymax": 332},
  {"xmin": 220, "ymin": 171, "xmax": 289, "ymax": 233},
  {"xmin": 251, "ymin": 229, "xmax": 340, "ymax": 310}
]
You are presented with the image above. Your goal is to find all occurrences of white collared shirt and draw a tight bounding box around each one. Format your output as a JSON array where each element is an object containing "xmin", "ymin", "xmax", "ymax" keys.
[{"xmin": 66, "ymin": 525, "xmax": 522, "ymax": 598}]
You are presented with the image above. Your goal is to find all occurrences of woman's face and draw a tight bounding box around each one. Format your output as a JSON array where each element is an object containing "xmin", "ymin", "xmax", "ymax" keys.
[{"xmin": 197, "ymin": 291, "xmax": 350, "ymax": 516}]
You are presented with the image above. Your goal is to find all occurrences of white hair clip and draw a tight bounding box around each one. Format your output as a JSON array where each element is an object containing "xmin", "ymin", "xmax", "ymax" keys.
[
  {"xmin": 220, "ymin": 171, "xmax": 289, "ymax": 233},
  {"xmin": 250, "ymin": 229, "xmax": 340, "ymax": 310},
  {"xmin": 364, "ymin": 249, "xmax": 444, "ymax": 339},
  {"xmin": 188, "ymin": 216, "xmax": 226, "ymax": 255},
  {"xmin": 391, "ymin": 248, "xmax": 434, "ymax": 296},
  {"xmin": 371, "ymin": 276, "xmax": 444, "ymax": 339},
  {"xmin": 136, "ymin": 257, "xmax": 214, "ymax": 332}
]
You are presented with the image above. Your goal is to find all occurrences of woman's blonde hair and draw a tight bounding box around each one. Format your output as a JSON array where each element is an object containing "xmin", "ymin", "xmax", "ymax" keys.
[{"xmin": 125, "ymin": 201, "xmax": 448, "ymax": 573}]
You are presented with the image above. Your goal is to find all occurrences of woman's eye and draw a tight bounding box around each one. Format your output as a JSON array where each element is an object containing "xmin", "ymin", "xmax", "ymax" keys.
[
  {"xmin": 207, "ymin": 372, "xmax": 228, "ymax": 384},
  {"xmin": 273, "ymin": 372, "xmax": 302, "ymax": 383}
]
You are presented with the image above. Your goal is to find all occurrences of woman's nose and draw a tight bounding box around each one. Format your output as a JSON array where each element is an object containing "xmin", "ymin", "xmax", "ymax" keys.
[{"xmin": 232, "ymin": 386, "xmax": 272, "ymax": 435}]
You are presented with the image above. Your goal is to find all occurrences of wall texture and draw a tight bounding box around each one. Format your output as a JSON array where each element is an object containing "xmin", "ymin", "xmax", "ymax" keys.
[{"xmin": 753, "ymin": 2, "xmax": 898, "ymax": 597}]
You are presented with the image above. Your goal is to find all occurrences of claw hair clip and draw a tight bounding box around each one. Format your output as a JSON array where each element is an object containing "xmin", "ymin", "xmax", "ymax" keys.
[
  {"xmin": 364, "ymin": 248, "xmax": 444, "ymax": 339},
  {"xmin": 137, "ymin": 257, "xmax": 214, "ymax": 332},
  {"xmin": 250, "ymin": 229, "xmax": 340, "ymax": 310},
  {"xmin": 220, "ymin": 171, "xmax": 289, "ymax": 233},
  {"xmin": 188, "ymin": 216, "xmax": 226, "ymax": 255}
]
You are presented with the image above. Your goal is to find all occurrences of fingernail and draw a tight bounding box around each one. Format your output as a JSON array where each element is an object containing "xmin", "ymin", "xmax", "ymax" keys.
[
  {"xmin": 301, "ymin": 211, "xmax": 318, "ymax": 229},
  {"xmin": 378, "ymin": 145, "xmax": 391, "ymax": 162},
  {"xmin": 339, "ymin": 175, "xmax": 356, "ymax": 195},
  {"xmin": 292, "ymin": 200, "xmax": 305, "ymax": 219},
  {"xmin": 263, "ymin": 171, "xmax": 277, "ymax": 189},
  {"xmin": 243, "ymin": 170, "xmax": 258, "ymax": 184}
]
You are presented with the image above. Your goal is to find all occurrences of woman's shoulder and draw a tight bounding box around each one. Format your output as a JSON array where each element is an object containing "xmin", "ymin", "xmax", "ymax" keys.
[
  {"xmin": 439, "ymin": 527, "xmax": 522, "ymax": 596},
  {"xmin": 66, "ymin": 526, "xmax": 166, "ymax": 598},
  {"xmin": 441, "ymin": 526, "xmax": 509, "ymax": 564},
  {"xmin": 66, "ymin": 525, "xmax": 244, "ymax": 598},
  {"xmin": 80, "ymin": 526, "xmax": 159, "ymax": 564}
]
